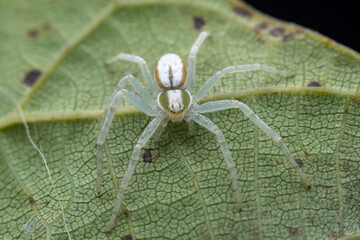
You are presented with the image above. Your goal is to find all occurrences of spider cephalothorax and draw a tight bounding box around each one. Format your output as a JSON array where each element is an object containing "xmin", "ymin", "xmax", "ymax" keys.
[{"xmin": 97, "ymin": 32, "xmax": 311, "ymax": 232}]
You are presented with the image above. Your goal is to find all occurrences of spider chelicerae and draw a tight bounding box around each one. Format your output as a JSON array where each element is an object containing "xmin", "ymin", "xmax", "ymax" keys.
[{"xmin": 96, "ymin": 31, "xmax": 311, "ymax": 232}]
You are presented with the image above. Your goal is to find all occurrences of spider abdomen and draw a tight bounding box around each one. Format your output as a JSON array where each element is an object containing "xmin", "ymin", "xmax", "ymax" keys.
[
  {"xmin": 155, "ymin": 53, "xmax": 187, "ymax": 90},
  {"xmin": 157, "ymin": 89, "xmax": 192, "ymax": 122}
]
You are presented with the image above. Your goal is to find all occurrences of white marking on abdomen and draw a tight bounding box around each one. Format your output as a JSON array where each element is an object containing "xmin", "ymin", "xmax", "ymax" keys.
[{"xmin": 157, "ymin": 54, "xmax": 185, "ymax": 88}]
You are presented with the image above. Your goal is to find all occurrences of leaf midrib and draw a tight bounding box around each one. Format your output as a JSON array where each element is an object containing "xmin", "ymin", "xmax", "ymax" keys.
[{"xmin": 1, "ymin": 87, "xmax": 359, "ymax": 130}]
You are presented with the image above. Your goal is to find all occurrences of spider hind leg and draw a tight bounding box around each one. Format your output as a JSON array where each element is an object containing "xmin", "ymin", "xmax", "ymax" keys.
[
  {"xmin": 195, "ymin": 99, "xmax": 311, "ymax": 187},
  {"xmin": 189, "ymin": 112, "xmax": 243, "ymax": 210}
]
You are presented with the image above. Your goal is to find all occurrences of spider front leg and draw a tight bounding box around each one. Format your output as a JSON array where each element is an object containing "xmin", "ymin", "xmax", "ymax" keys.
[
  {"xmin": 195, "ymin": 100, "xmax": 311, "ymax": 187},
  {"xmin": 96, "ymin": 87, "xmax": 156, "ymax": 194},
  {"xmin": 105, "ymin": 75, "xmax": 154, "ymax": 109},
  {"xmin": 106, "ymin": 53, "xmax": 159, "ymax": 97},
  {"xmin": 107, "ymin": 114, "xmax": 165, "ymax": 232},
  {"xmin": 193, "ymin": 64, "xmax": 292, "ymax": 102},
  {"xmin": 186, "ymin": 31, "xmax": 210, "ymax": 92},
  {"xmin": 189, "ymin": 111, "xmax": 243, "ymax": 210}
]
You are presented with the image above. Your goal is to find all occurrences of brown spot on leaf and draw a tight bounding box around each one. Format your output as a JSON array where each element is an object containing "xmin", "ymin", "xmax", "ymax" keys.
[
  {"xmin": 344, "ymin": 108, "xmax": 349, "ymax": 114},
  {"xmin": 270, "ymin": 27, "xmax": 284, "ymax": 37},
  {"xmin": 143, "ymin": 148, "xmax": 155, "ymax": 163},
  {"xmin": 143, "ymin": 148, "xmax": 165, "ymax": 163},
  {"xmin": 295, "ymin": 159, "xmax": 304, "ymax": 167},
  {"xmin": 301, "ymin": 106, "xmax": 310, "ymax": 112},
  {"xmin": 233, "ymin": 7, "xmax": 252, "ymax": 17},
  {"xmin": 121, "ymin": 235, "xmax": 132, "ymax": 240},
  {"xmin": 283, "ymin": 33, "xmax": 295, "ymax": 42},
  {"xmin": 256, "ymin": 37, "xmax": 265, "ymax": 43},
  {"xmin": 193, "ymin": 17, "xmax": 205, "ymax": 30},
  {"xmin": 23, "ymin": 69, "xmax": 42, "ymax": 87},
  {"xmin": 331, "ymin": 233, "xmax": 341, "ymax": 239},
  {"xmin": 252, "ymin": 231, "xmax": 260, "ymax": 240},
  {"xmin": 253, "ymin": 22, "xmax": 268, "ymax": 33},
  {"xmin": 28, "ymin": 196, "xmax": 35, "ymax": 206},
  {"xmin": 289, "ymin": 227, "xmax": 299, "ymax": 236},
  {"xmin": 124, "ymin": 209, "xmax": 130, "ymax": 218},
  {"xmin": 45, "ymin": 200, "xmax": 50, "ymax": 206},
  {"xmin": 27, "ymin": 30, "xmax": 38, "ymax": 39},
  {"xmin": 42, "ymin": 24, "xmax": 51, "ymax": 32},
  {"xmin": 307, "ymin": 81, "xmax": 322, "ymax": 87},
  {"xmin": 313, "ymin": 184, "xmax": 331, "ymax": 189}
]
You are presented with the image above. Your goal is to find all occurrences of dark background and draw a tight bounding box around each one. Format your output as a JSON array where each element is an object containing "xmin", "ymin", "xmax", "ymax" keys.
[{"xmin": 246, "ymin": 1, "xmax": 359, "ymax": 52}]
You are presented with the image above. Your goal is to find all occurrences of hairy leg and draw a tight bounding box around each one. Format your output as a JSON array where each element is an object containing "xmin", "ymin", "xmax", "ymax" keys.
[
  {"xmin": 189, "ymin": 111, "xmax": 243, "ymax": 210},
  {"xmin": 186, "ymin": 31, "xmax": 210, "ymax": 92},
  {"xmin": 194, "ymin": 64, "xmax": 292, "ymax": 102},
  {"xmin": 195, "ymin": 100, "xmax": 311, "ymax": 187},
  {"xmin": 96, "ymin": 89, "xmax": 156, "ymax": 194},
  {"xmin": 106, "ymin": 53, "xmax": 159, "ymax": 97},
  {"xmin": 107, "ymin": 115, "xmax": 166, "ymax": 232}
]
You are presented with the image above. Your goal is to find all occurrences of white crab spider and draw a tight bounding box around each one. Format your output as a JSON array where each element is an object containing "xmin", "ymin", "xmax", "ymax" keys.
[{"xmin": 96, "ymin": 32, "xmax": 311, "ymax": 232}]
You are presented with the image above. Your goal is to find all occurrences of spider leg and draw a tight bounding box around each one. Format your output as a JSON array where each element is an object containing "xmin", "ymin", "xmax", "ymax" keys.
[
  {"xmin": 153, "ymin": 118, "xmax": 169, "ymax": 142},
  {"xmin": 195, "ymin": 100, "xmax": 311, "ymax": 187},
  {"xmin": 106, "ymin": 53, "xmax": 159, "ymax": 97},
  {"xmin": 186, "ymin": 31, "xmax": 210, "ymax": 92},
  {"xmin": 187, "ymin": 119, "xmax": 195, "ymax": 136},
  {"xmin": 96, "ymin": 88, "xmax": 156, "ymax": 194},
  {"xmin": 107, "ymin": 115, "xmax": 165, "ymax": 232},
  {"xmin": 189, "ymin": 111, "xmax": 243, "ymax": 211},
  {"xmin": 193, "ymin": 64, "xmax": 292, "ymax": 102},
  {"xmin": 106, "ymin": 75, "xmax": 154, "ymax": 109}
]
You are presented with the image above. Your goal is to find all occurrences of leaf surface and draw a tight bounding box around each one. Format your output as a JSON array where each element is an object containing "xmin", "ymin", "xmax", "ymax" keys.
[{"xmin": 0, "ymin": 0, "xmax": 359, "ymax": 239}]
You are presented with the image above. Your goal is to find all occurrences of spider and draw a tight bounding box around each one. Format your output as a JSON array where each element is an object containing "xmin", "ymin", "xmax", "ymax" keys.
[{"xmin": 96, "ymin": 31, "xmax": 311, "ymax": 232}]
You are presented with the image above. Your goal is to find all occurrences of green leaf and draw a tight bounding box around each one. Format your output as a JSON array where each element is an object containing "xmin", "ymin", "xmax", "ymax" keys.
[{"xmin": 1, "ymin": 0, "xmax": 359, "ymax": 239}]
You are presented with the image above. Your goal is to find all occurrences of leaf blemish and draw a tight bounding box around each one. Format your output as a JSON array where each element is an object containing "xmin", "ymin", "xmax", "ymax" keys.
[
  {"xmin": 42, "ymin": 24, "xmax": 51, "ymax": 32},
  {"xmin": 121, "ymin": 235, "xmax": 132, "ymax": 240},
  {"xmin": 23, "ymin": 69, "xmax": 42, "ymax": 87},
  {"xmin": 295, "ymin": 159, "xmax": 304, "ymax": 167},
  {"xmin": 27, "ymin": 24, "xmax": 52, "ymax": 39},
  {"xmin": 289, "ymin": 227, "xmax": 299, "ymax": 236},
  {"xmin": 143, "ymin": 148, "xmax": 160, "ymax": 163},
  {"xmin": 270, "ymin": 27, "xmax": 285, "ymax": 37},
  {"xmin": 124, "ymin": 209, "xmax": 130, "ymax": 218},
  {"xmin": 27, "ymin": 30, "xmax": 38, "ymax": 39},
  {"xmin": 304, "ymin": 151, "xmax": 311, "ymax": 156},
  {"xmin": 283, "ymin": 33, "xmax": 295, "ymax": 42},
  {"xmin": 193, "ymin": 17, "xmax": 205, "ymax": 30},
  {"xmin": 301, "ymin": 106, "xmax": 310, "ymax": 112},
  {"xmin": 28, "ymin": 196, "xmax": 35, "ymax": 206},
  {"xmin": 307, "ymin": 81, "xmax": 322, "ymax": 87},
  {"xmin": 233, "ymin": 7, "xmax": 253, "ymax": 18},
  {"xmin": 253, "ymin": 22, "xmax": 268, "ymax": 33}
]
